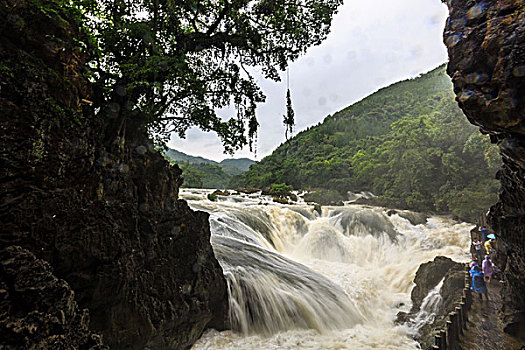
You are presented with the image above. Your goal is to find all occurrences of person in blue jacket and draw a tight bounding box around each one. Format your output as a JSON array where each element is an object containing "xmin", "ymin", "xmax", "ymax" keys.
[
  {"xmin": 469, "ymin": 265, "xmax": 488, "ymax": 299},
  {"xmin": 480, "ymin": 227, "xmax": 489, "ymax": 244}
]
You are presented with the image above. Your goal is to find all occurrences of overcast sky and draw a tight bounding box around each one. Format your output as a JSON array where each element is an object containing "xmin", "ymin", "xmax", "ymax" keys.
[{"xmin": 167, "ymin": 0, "xmax": 450, "ymax": 162}]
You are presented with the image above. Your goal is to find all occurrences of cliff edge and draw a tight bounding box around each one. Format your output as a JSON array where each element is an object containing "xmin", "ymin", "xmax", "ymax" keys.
[{"xmin": 444, "ymin": 0, "xmax": 525, "ymax": 340}]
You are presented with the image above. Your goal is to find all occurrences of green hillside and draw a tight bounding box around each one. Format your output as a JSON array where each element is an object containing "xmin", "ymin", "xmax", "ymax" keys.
[
  {"xmin": 164, "ymin": 149, "xmax": 255, "ymax": 188},
  {"xmin": 165, "ymin": 149, "xmax": 218, "ymax": 165},
  {"xmin": 231, "ymin": 65, "xmax": 501, "ymax": 221},
  {"xmin": 220, "ymin": 158, "xmax": 256, "ymax": 175}
]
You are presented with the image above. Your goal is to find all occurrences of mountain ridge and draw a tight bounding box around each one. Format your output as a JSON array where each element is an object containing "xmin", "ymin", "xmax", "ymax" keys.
[
  {"xmin": 164, "ymin": 148, "xmax": 255, "ymax": 187},
  {"xmin": 165, "ymin": 148, "xmax": 254, "ymax": 172}
]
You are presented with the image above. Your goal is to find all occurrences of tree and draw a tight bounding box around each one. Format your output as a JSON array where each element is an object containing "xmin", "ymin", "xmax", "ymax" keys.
[
  {"xmin": 269, "ymin": 183, "xmax": 293, "ymax": 199},
  {"xmin": 76, "ymin": 0, "xmax": 343, "ymax": 152}
]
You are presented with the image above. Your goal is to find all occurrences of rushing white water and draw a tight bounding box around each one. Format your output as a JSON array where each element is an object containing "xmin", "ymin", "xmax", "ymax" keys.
[
  {"xmin": 182, "ymin": 189, "xmax": 470, "ymax": 349},
  {"xmin": 408, "ymin": 278, "xmax": 445, "ymax": 335}
]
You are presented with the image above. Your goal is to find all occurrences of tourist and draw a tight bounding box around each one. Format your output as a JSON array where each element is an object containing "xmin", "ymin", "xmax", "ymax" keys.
[
  {"xmin": 469, "ymin": 256, "xmax": 478, "ymax": 269},
  {"xmin": 480, "ymin": 226, "xmax": 489, "ymax": 243},
  {"xmin": 472, "ymin": 238, "xmax": 484, "ymax": 263},
  {"xmin": 470, "ymin": 224, "xmax": 480, "ymax": 240},
  {"xmin": 470, "ymin": 225, "xmax": 480, "ymax": 257},
  {"xmin": 482, "ymin": 255, "xmax": 494, "ymax": 283},
  {"xmin": 485, "ymin": 238, "xmax": 494, "ymax": 255},
  {"xmin": 469, "ymin": 265, "xmax": 488, "ymax": 299}
]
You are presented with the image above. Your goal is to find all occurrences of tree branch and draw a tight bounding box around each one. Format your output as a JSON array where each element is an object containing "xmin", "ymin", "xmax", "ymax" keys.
[{"xmin": 206, "ymin": 1, "xmax": 230, "ymax": 35}]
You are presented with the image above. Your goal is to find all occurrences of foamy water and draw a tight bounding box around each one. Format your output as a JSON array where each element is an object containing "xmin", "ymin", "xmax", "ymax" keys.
[{"xmin": 181, "ymin": 189, "xmax": 470, "ymax": 349}]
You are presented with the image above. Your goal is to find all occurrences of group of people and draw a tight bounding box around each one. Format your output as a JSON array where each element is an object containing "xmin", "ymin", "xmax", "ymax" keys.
[{"xmin": 469, "ymin": 225, "xmax": 501, "ymax": 299}]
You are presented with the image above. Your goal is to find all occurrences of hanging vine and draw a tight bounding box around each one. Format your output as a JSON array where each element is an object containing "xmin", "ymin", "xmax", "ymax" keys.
[{"xmin": 283, "ymin": 69, "xmax": 295, "ymax": 140}]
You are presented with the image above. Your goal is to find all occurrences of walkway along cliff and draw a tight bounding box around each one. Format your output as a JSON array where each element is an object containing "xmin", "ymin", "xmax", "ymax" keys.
[
  {"xmin": 443, "ymin": 0, "xmax": 525, "ymax": 340},
  {"xmin": 0, "ymin": 1, "xmax": 227, "ymax": 349}
]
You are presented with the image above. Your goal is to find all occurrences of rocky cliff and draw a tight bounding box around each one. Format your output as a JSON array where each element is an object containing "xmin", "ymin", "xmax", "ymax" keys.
[
  {"xmin": 0, "ymin": 0, "xmax": 227, "ymax": 349},
  {"xmin": 0, "ymin": 246, "xmax": 107, "ymax": 349},
  {"xmin": 444, "ymin": 0, "xmax": 525, "ymax": 340}
]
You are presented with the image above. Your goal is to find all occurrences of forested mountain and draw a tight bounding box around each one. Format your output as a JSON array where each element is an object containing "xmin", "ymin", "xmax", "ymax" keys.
[
  {"xmin": 231, "ymin": 65, "xmax": 501, "ymax": 221},
  {"xmin": 220, "ymin": 158, "xmax": 255, "ymax": 174},
  {"xmin": 165, "ymin": 149, "xmax": 218, "ymax": 165},
  {"xmin": 164, "ymin": 149, "xmax": 255, "ymax": 188}
]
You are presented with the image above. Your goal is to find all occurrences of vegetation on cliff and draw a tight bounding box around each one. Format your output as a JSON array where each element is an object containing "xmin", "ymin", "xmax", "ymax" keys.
[
  {"xmin": 1, "ymin": 0, "xmax": 230, "ymax": 347},
  {"xmin": 232, "ymin": 66, "xmax": 501, "ymax": 221}
]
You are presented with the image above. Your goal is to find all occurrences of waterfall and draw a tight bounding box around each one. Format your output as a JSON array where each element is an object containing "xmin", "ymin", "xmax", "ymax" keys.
[
  {"xmin": 182, "ymin": 189, "xmax": 470, "ymax": 350},
  {"xmin": 409, "ymin": 278, "xmax": 445, "ymax": 334},
  {"xmin": 215, "ymin": 236, "xmax": 363, "ymax": 334}
]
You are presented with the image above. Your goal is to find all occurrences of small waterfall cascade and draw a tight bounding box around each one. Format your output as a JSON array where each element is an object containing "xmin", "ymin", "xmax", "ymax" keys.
[
  {"xmin": 409, "ymin": 278, "xmax": 445, "ymax": 334},
  {"xmin": 181, "ymin": 189, "xmax": 470, "ymax": 350},
  {"xmin": 215, "ymin": 235, "xmax": 363, "ymax": 334}
]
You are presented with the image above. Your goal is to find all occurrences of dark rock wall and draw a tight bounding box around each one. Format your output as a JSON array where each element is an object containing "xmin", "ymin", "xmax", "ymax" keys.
[
  {"xmin": 0, "ymin": 0, "xmax": 227, "ymax": 349},
  {"xmin": 443, "ymin": 0, "xmax": 525, "ymax": 337},
  {"xmin": 0, "ymin": 246, "xmax": 107, "ymax": 349}
]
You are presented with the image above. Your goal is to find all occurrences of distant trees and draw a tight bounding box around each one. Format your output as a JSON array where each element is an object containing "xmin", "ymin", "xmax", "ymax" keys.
[
  {"xmin": 177, "ymin": 162, "xmax": 232, "ymax": 188},
  {"xmin": 178, "ymin": 162, "xmax": 205, "ymax": 188}
]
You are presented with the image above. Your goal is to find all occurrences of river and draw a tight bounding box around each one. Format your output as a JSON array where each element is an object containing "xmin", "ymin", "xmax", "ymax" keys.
[{"xmin": 180, "ymin": 189, "xmax": 470, "ymax": 350}]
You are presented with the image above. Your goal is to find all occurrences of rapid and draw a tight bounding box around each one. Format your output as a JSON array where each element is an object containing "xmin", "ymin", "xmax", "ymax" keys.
[{"xmin": 181, "ymin": 189, "xmax": 471, "ymax": 350}]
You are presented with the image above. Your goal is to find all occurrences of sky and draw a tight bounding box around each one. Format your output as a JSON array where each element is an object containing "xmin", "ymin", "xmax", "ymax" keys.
[{"xmin": 167, "ymin": 0, "xmax": 450, "ymax": 162}]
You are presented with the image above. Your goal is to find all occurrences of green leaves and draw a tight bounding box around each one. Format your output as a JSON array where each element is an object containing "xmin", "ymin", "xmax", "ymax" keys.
[
  {"xmin": 269, "ymin": 183, "xmax": 293, "ymax": 199},
  {"xmin": 73, "ymin": 0, "xmax": 342, "ymax": 152}
]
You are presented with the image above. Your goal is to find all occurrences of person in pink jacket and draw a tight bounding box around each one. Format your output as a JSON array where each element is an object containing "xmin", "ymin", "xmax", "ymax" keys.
[{"xmin": 482, "ymin": 255, "xmax": 494, "ymax": 283}]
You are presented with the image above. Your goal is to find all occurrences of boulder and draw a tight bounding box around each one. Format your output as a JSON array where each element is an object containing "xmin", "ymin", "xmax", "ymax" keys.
[
  {"xmin": 273, "ymin": 197, "xmax": 290, "ymax": 205},
  {"xmin": 302, "ymin": 189, "xmax": 346, "ymax": 206},
  {"xmin": 236, "ymin": 187, "xmax": 260, "ymax": 194},
  {"xmin": 386, "ymin": 209, "xmax": 428, "ymax": 226},
  {"xmin": 212, "ymin": 189, "xmax": 230, "ymax": 196}
]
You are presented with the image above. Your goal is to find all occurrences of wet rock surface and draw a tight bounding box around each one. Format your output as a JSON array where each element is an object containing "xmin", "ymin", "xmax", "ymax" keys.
[
  {"xmin": 444, "ymin": 0, "xmax": 525, "ymax": 134},
  {"xmin": 444, "ymin": 0, "xmax": 525, "ymax": 339},
  {"xmin": 386, "ymin": 209, "xmax": 428, "ymax": 226},
  {"xmin": 0, "ymin": 1, "xmax": 227, "ymax": 349},
  {"xmin": 397, "ymin": 256, "xmax": 464, "ymax": 350},
  {"xmin": 460, "ymin": 281, "xmax": 524, "ymax": 350}
]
